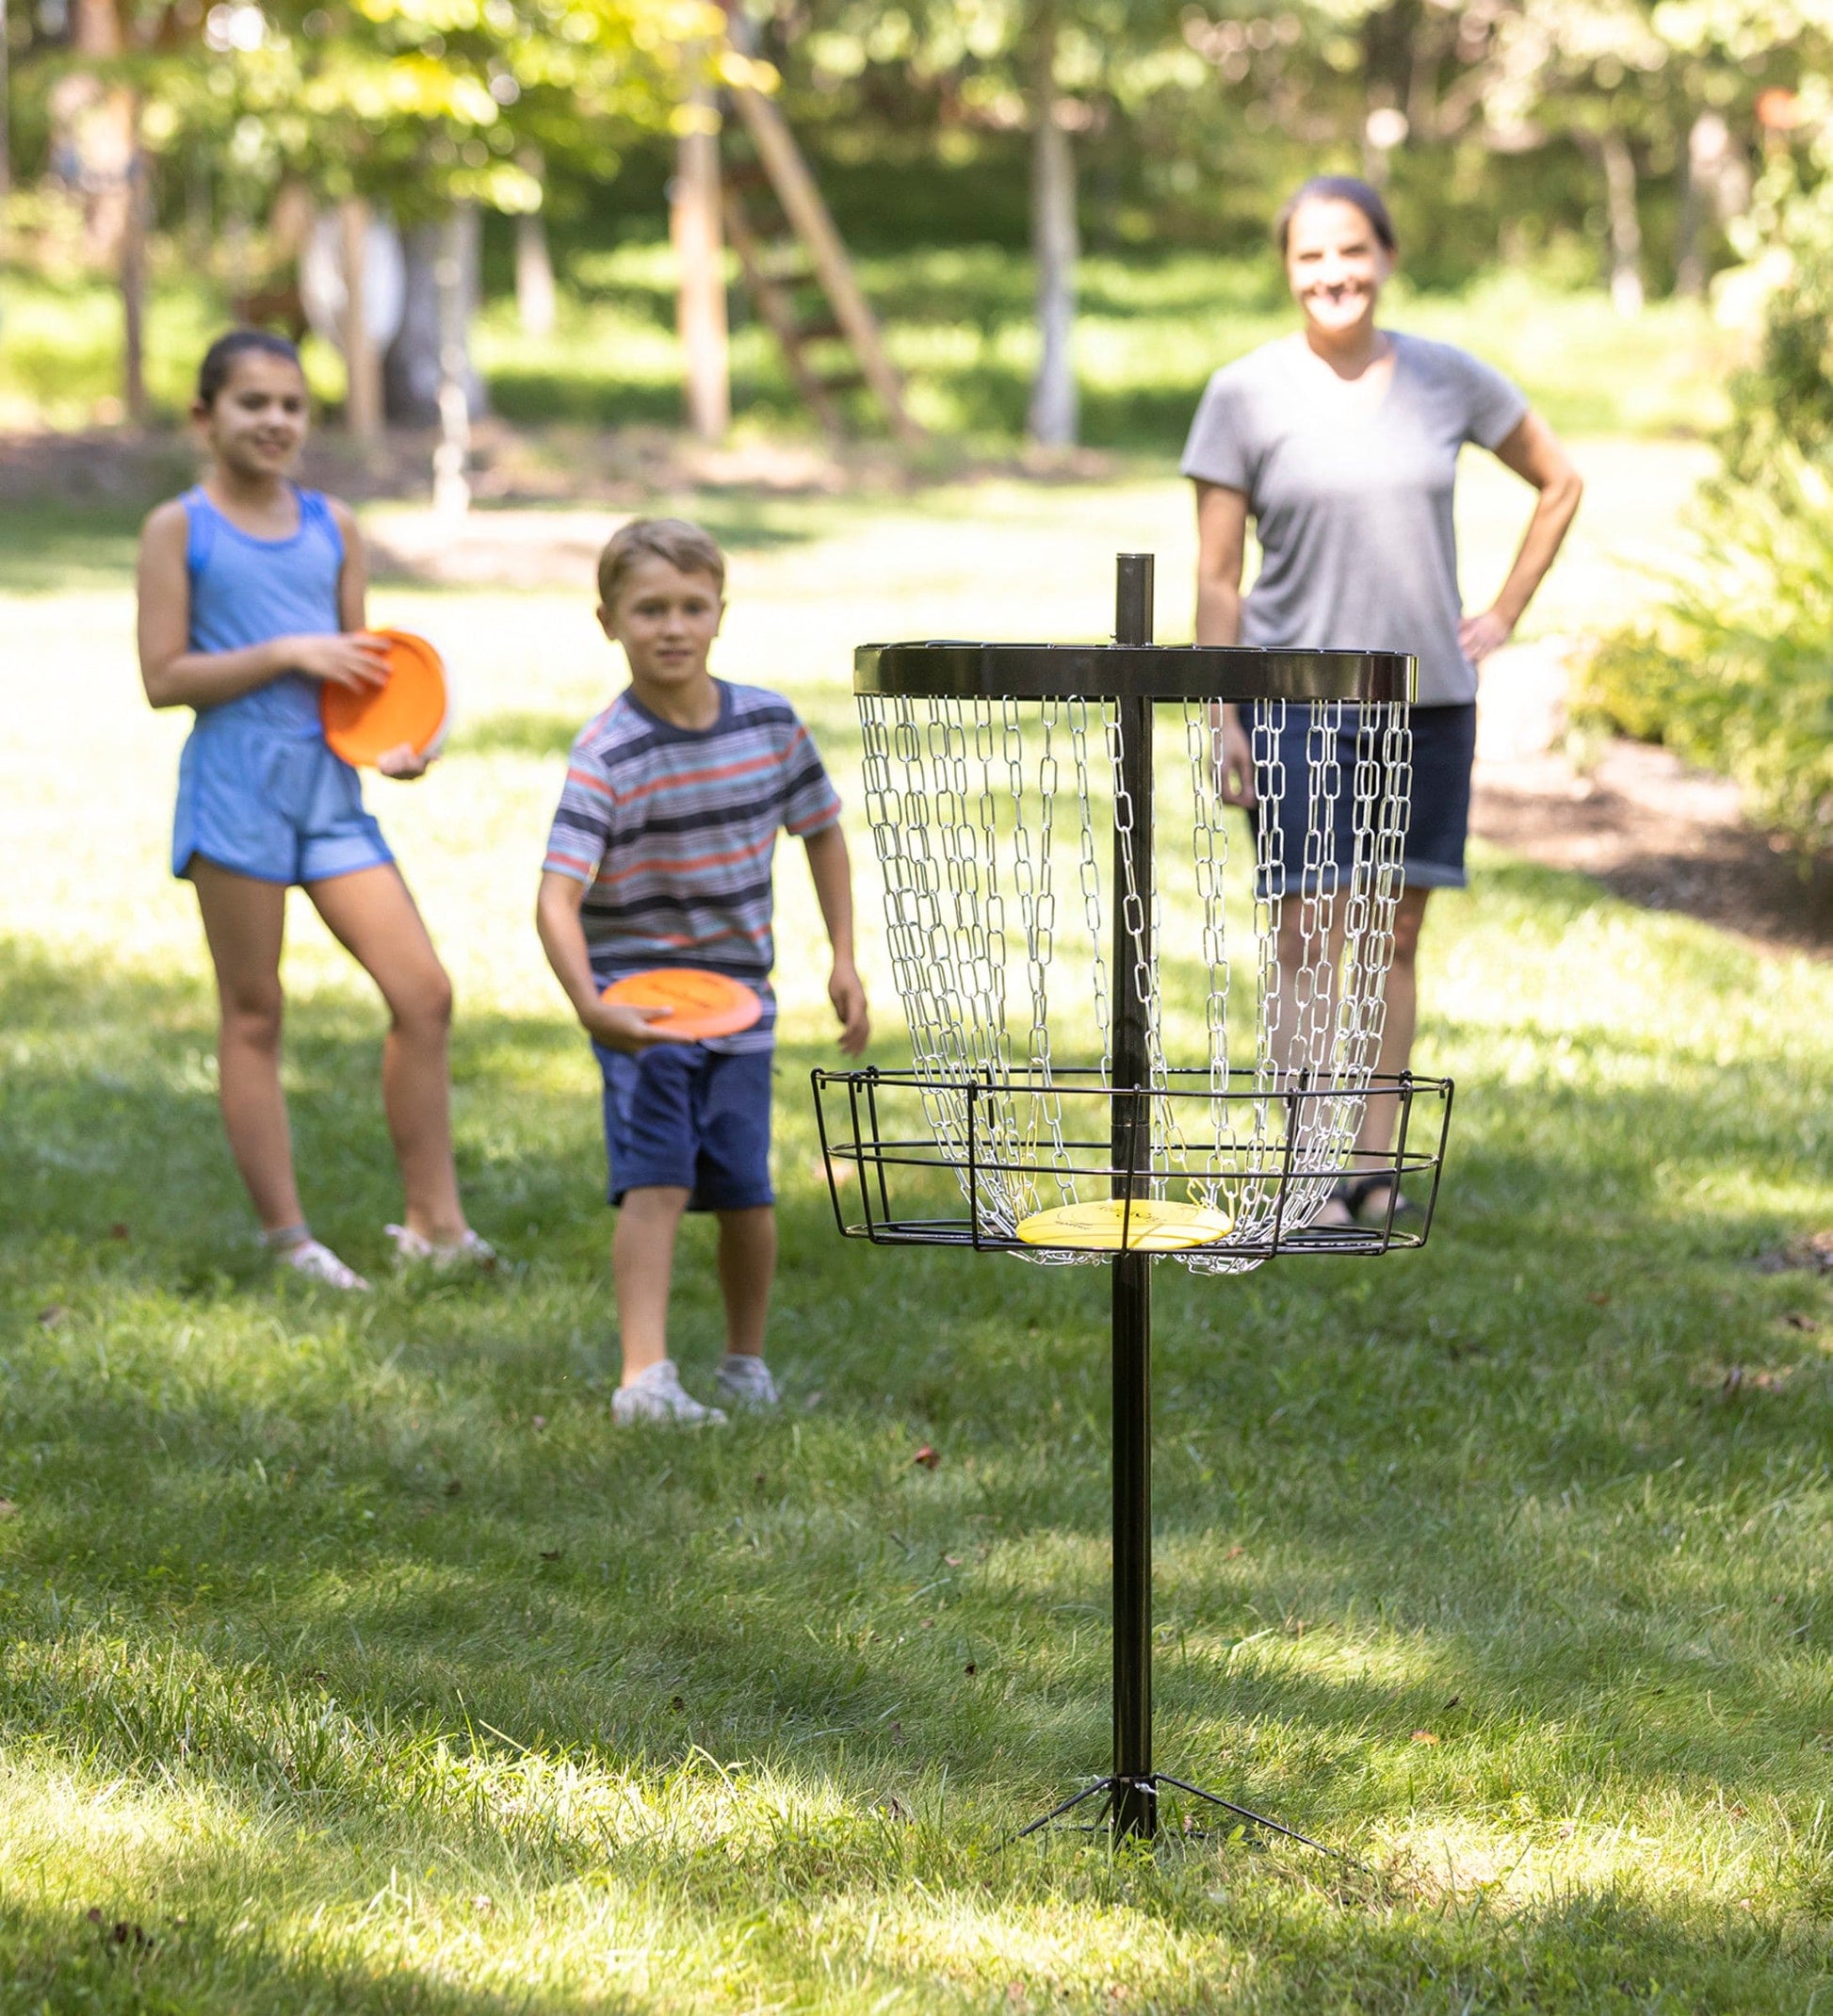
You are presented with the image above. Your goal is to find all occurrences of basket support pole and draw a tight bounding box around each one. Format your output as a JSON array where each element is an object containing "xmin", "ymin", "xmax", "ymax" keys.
[{"xmin": 1110, "ymin": 553, "xmax": 1156, "ymax": 1839}]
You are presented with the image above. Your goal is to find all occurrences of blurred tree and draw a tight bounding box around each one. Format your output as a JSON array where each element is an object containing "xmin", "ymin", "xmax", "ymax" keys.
[
  {"xmin": 749, "ymin": 0, "xmax": 1192, "ymax": 442},
  {"xmin": 16, "ymin": 0, "xmax": 720, "ymax": 431}
]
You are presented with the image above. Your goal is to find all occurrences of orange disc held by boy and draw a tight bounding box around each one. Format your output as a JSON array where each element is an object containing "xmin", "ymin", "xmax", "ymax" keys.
[{"xmin": 600, "ymin": 967, "xmax": 763, "ymax": 1042}]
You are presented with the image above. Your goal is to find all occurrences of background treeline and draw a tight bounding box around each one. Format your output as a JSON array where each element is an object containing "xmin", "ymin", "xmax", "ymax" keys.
[{"xmin": 1, "ymin": 0, "xmax": 1828, "ymax": 851}]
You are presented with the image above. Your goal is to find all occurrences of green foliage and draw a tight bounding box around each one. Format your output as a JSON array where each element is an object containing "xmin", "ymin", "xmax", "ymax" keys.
[
  {"xmin": 1579, "ymin": 162, "xmax": 1833, "ymax": 857},
  {"xmin": 1719, "ymin": 170, "xmax": 1833, "ymax": 488},
  {"xmin": 1578, "ymin": 469, "xmax": 1833, "ymax": 853},
  {"xmin": 469, "ymin": 247, "xmax": 1730, "ymax": 446}
]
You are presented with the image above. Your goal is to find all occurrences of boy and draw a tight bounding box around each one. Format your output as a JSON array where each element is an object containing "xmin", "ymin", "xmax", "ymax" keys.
[{"xmin": 536, "ymin": 517, "xmax": 869, "ymax": 1425}]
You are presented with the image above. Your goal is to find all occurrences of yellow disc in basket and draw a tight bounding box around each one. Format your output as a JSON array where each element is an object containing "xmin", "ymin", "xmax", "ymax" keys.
[{"xmin": 1014, "ymin": 1197, "xmax": 1236, "ymax": 1252}]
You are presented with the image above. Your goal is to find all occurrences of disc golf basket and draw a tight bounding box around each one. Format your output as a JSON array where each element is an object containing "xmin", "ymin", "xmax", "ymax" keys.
[{"xmin": 811, "ymin": 553, "xmax": 1453, "ymax": 1845}]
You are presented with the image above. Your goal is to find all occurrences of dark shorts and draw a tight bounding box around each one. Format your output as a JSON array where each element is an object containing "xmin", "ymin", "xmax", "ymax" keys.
[
  {"xmin": 1253, "ymin": 701, "xmax": 1476, "ymax": 897},
  {"xmin": 592, "ymin": 1042, "xmax": 774, "ymax": 1211}
]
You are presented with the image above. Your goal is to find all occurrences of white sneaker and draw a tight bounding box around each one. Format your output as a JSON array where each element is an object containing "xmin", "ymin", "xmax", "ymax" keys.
[
  {"xmin": 716, "ymin": 1355, "xmax": 779, "ymax": 1410},
  {"xmin": 384, "ymin": 1224, "xmax": 499, "ymax": 1274},
  {"xmin": 281, "ymin": 1238, "xmax": 370, "ymax": 1293},
  {"xmin": 611, "ymin": 1360, "xmax": 726, "ymax": 1427}
]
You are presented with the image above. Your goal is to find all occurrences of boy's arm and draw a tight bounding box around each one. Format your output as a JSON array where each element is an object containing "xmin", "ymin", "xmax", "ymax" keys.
[
  {"xmin": 535, "ymin": 870, "xmax": 673, "ymax": 1051},
  {"xmin": 803, "ymin": 822, "xmax": 869, "ymax": 1056},
  {"xmin": 135, "ymin": 499, "xmax": 390, "ymax": 712}
]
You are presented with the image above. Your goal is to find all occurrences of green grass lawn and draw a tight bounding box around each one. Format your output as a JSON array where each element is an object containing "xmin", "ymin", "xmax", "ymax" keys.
[{"xmin": 2, "ymin": 484, "xmax": 1830, "ymax": 2012}]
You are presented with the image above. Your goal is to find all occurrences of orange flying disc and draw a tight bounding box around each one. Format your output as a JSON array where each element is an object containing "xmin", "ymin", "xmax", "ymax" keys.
[
  {"xmin": 601, "ymin": 967, "xmax": 763, "ymax": 1041},
  {"xmin": 319, "ymin": 629, "xmax": 449, "ymax": 768}
]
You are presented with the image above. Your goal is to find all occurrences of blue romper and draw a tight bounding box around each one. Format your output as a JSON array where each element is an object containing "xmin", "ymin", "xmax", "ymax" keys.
[{"xmin": 170, "ymin": 485, "xmax": 394, "ymax": 886}]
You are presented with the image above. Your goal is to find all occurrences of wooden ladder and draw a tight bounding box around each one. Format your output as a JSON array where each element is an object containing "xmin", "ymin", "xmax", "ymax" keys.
[{"xmin": 720, "ymin": 80, "xmax": 923, "ymax": 445}]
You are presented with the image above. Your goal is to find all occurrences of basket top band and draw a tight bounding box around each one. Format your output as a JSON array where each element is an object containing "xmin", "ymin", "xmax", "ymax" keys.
[{"xmin": 854, "ymin": 641, "xmax": 1416, "ymax": 704}]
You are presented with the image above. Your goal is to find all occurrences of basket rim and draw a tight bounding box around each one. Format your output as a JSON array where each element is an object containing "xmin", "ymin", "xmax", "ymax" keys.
[{"xmin": 853, "ymin": 642, "xmax": 1416, "ymax": 704}]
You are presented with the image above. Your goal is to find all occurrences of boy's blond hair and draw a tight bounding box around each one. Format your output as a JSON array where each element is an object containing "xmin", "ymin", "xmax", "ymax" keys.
[{"xmin": 596, "ymin": 517, "xmax": 726, "ymax": 611}]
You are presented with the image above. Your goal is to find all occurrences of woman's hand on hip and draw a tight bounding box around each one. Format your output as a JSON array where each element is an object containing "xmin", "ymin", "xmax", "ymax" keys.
[
  {"xmin": 1457, "ymin": 606, "xmax": 1514, "ymax": 664},
  {"xmin": 291, "ymin": 631, "xmax": 392, "ymax": 691},
  {"xmin": 1212, "ymin": 705, "xmax": 1257, "ymax": 808}
]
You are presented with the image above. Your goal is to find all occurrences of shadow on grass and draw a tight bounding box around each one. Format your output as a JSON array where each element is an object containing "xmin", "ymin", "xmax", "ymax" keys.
[{"xmin": 2, "ymin": 926, "xmax": 1831, "ymax": 2006}]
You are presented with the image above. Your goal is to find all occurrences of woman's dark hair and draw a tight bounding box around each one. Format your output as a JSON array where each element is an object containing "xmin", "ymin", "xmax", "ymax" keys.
[
  {"xmin": 196, "ymin": 329, "xmax": 305, "ymax": 408},
  {"xmin": 1273, "ymin": 176, "xmax": 1397, "ymax": 256}
]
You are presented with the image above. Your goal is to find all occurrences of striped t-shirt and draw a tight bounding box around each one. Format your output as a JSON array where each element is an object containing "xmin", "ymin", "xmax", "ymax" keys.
[{"xmin": 542, "ymin": 680, "xmax": 842, "ymax": 1052}]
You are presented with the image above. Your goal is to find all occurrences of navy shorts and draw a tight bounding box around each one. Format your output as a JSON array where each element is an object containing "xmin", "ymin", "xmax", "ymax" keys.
[
  {"xmin": 592, "ymin": 1042, "xmax": 774, "ymax": 1211},
  {"xmin": 1252, "ymin": 701, "xmax": 1476, "ymax": 897}
]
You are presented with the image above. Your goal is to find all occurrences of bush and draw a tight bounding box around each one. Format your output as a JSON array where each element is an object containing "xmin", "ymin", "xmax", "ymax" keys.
[
  {"xmin": 1577, "ymin": 172, "xmax": 1833, "ymax": 858},
  {"xmin": 1578, "ymin": 468, "xmax": 1833, "ymax": 853}
]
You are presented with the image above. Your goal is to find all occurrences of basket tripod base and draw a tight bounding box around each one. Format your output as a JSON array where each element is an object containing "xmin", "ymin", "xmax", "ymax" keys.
[{"xmin": 1014, "ymin": 1773, "xmax": 1332, "ymax": 1853}]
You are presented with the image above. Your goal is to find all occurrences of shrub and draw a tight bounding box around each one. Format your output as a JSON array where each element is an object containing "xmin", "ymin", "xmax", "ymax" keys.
[{"xmin": 1577, "ymin": 171, "xmax": 1833, "ymax": 857}]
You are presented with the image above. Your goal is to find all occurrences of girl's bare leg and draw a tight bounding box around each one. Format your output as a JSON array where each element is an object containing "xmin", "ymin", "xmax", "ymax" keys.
[
  {"xmin": 191, "ymin": 859, "xmax": 302, "ymax": 1232},
  {"xmin": 306, "ymin": 863, "xmax": 467, "ymax": 1243}
]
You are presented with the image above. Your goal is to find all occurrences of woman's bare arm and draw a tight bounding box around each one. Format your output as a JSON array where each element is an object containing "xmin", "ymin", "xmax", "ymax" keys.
[
  {"xmin": 1459, "ymin": 412, "xmax": 1583, "ymax": 662},
  {"xmin": 1193, "ymin": 480, "xmax": 1256, "ymax": 805},
  {"xmin": 1193, "ymin": 481, "xmax": 1248, "ymax": 648}
]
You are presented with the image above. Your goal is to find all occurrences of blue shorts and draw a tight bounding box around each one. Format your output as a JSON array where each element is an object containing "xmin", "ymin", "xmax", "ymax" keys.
[
  {"xmin": 1252, "ymin": 702, "xmax": 1476, "ymax": 897},
  {"xmin": 593, "ymin": 1042, "xmax": 775, "ymax": 1211},
  {"xmin": 173, "ymin": 717, "xmax": 394, "ymax": 886}
]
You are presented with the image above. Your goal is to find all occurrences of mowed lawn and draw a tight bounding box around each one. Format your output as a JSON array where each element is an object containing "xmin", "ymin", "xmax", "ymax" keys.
[{"xmin": 2, "ymin": 461, "xmax": 1831, "ymax": 2013}]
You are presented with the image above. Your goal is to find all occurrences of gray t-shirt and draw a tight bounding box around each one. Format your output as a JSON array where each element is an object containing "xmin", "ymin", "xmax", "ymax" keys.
[{"xmin": 1180, "ymin": 332, "xmax": 1529, "ymax": 705}]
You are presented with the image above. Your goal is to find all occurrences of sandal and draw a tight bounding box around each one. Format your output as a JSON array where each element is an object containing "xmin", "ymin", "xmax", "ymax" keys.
[
  {"xmin": 1338, "ymin": 1174, "xmax": 1418, "ymax": 1225},
  {"xmin": 384, "ymin": 1225, "xmax": 499, "ymax": 1274}
]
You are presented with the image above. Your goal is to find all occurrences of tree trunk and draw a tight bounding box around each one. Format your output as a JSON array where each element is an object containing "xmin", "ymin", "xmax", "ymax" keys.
[
  {"xmin": 0, "ymin": 0, "xmax": 11, "ymax": 209},
  {"xmin": 385, "ymin": 213, "xmax": 485, "ymax": 426},
  {"xmin": 70, "ymin": 0, "xmax": 133, "ymax": 266},
  {"xmin": 673, "ymin": 80, "xmax": 729, "ymax": 443},
  {"xmin": 340, "ymin": 195, "xmax": 384, "ymax": 441},
  {"xmin": 121, "ymin": 118, "xmax": 148, "ymax": 427},
  {"xmin": 1027, "ymin": 0, "xmax": 1078, "ymax": 450},
  {"xmin": 1677, "ymin": 111, "xmax": 1743, "ymax": 300},
  {"xmin": 515, "ymin": 159, "xmax": 558, "ymax": 339},
  {"xmin": 1599, "ymin": 128, "xmax": 1644, "ymax": 318},
  {"xmin": 432, "ymin": 205, "xmax": 475, "ymax": 519}
]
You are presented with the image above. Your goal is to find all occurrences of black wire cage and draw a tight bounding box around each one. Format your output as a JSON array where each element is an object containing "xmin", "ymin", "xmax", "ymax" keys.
[
  {"xmin": 813, "ymin": 1066, "xmax": 1452, "ymax": 1262},
  {"xmin": 811, "ymin": 553, "xmax": 1452, "ymax": 1845}
]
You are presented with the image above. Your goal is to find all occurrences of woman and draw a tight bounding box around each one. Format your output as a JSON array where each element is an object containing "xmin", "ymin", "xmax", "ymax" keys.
[{"xmin": 1184, "ymin": 174, "xmax": 1582, "ymax": 1223}]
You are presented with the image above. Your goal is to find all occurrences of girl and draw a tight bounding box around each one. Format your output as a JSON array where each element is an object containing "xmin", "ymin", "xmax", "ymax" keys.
[
  {"xmin": 137, "ymin": 329, "xmax": 492, "ymax": 1287},
  {"xmin": 1183, "ymin": 177, "xmax": 1582, "ymax": 1223}
]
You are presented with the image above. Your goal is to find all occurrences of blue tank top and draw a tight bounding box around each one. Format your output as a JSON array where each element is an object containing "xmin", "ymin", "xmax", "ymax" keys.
[{"xmin": 182, "ymin": 484, "xmax": 344, "ymax": 738}]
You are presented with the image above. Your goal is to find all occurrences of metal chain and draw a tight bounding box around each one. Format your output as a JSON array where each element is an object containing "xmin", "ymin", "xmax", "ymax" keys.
[{"xmin": 859, "ymin": 686, "xmax": 1414, "ymax": 1275}]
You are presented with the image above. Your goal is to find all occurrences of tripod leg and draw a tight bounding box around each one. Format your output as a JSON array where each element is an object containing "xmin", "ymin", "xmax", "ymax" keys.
[
  {"xmin": 1013, "ymin": 1777, "xmax": 1121, "ymax": 1841},
  {"xmin": 1152, "ymin": 1775, "xmax": 1336, "ymax": 1856}
]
